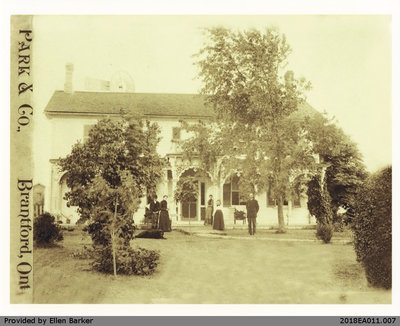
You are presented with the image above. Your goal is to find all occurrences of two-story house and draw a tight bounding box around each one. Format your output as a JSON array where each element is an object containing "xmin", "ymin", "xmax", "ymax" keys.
[{"xmin": 44, "ymin": 65, "xmax": 315, "ymax": 227}]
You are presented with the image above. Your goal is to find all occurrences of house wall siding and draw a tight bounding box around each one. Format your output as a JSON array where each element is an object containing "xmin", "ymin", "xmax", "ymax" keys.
[{"xmin": 46, "ymin": 113, "xmax": 315, "ymax": 227}]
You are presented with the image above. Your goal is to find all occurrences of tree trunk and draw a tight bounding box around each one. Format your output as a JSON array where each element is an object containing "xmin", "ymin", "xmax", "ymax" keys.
[
  {"xmin": 277, "ymin": 195, "xmax": 286, "ymax": 233},
  {"xmin": 112, "ymin": 197, "xmax": 118, "ymax": 278}
]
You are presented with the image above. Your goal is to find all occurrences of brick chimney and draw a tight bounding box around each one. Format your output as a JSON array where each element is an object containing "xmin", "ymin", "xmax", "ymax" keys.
[{"xmin": 64, "ymin": 63, "xmax": 74, "ymax": 93}]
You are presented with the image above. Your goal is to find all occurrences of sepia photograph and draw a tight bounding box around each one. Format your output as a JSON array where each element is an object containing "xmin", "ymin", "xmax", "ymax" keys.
[{"xmin": 9, "ymin": 14, "xmax": 392, "ymax": 305}]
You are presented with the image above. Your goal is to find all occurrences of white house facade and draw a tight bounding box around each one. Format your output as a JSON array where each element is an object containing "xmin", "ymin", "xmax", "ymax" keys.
[{"xmin": 44, "ymin": 70, "xmax": 316, "ymax": 228}]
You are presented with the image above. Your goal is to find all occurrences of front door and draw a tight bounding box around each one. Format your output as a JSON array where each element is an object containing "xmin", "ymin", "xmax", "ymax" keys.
[{"xmin": 181, "ymin": 181, "xmax": 198, "ymax": 220}]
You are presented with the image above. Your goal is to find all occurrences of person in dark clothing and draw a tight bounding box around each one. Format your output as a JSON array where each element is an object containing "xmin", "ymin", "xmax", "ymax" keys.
[
  {"xmin": 205, "ymin": 194, "xmax": 214, "ymax": 225},
  {"xmin": 246, "ymin": 193, "xmax": 259, "ymax": 235},
  {"xmin": 159, "ymin": 195, "xmax": 171, "ymax": 232},
  {"xmin": 149, "ymin": 195, "xmax": 160, "ymax": 229},
  {"xmin": 213, "ymin": 200, "xmax": 225, "ymax": 231}
]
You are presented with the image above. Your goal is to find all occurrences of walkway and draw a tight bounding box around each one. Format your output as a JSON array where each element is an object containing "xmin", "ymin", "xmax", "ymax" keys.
[{"xmin": 174, "ymin": 226, "xmax": 353, "ymax": 244}]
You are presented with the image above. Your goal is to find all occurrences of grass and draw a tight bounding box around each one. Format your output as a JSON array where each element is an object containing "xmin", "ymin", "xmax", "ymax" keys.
[{"xmin": 33, "ymin": 228, "xmax": 391, "ymax": 304}]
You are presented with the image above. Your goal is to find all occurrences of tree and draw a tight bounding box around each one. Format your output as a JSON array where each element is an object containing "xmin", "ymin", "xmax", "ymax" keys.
[
  {"xmin": 193, "ymin": 27, "xmax": 312, "ymax": 232},
  {"xmin": 59, "ymin": 114, "xmax": 165, "ymax": 276},
  {"xmin": 305, "ymin": 113, "xmax": 367, "ymax": 223}
]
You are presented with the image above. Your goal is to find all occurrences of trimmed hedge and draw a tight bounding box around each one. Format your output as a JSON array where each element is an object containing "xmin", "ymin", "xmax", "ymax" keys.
[
  {"xmin": 352, "ymin": 166, "xmax": 392, "ymax": 289},
  {"xmin": 34, "ymin": 212, "xmax": 63, "ymax": 246}
]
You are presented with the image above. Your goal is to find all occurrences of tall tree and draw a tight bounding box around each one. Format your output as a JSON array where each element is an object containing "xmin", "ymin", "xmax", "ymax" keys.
[{"xmin": 194, "ymin": 27, "xmax": 312, "ymax": 232}]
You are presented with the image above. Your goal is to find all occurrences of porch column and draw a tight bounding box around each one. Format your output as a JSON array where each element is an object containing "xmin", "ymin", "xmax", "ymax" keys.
[{"xmin": 172, "ymin": 178, "xmax": 178, "ymax": 221}]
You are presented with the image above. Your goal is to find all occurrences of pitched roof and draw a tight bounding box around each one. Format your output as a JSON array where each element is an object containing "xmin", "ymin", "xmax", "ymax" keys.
[
  {"xmin": 45, "ymin": 91, "xmax": 215, "ymax": 118},
  {"xmin": 44, "ymin": 90, "xmax": 319, "ymax": 119}
]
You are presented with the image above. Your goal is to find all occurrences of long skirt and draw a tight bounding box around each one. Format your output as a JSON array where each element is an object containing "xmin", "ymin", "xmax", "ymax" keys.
[
  {"xmin": 213, "ymin": 213, "xmax": 225, "ymax": 231},
  {"xmin": 159, "ymin": 210, "xmax": 171, "ymax": 232},
  {"xmin": 205, "ymin": 206, "xmax": 213, "ymax": 225}
]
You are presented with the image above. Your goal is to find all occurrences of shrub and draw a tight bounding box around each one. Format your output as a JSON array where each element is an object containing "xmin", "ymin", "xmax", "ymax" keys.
[
  {"xmin": 307, "ymin": 174, "xmax": 333, "ymax": 225},
  {"xmin": 353, "ymin": 166, "xmax": 392, "ymax": 289},
  {"xmin": 83, "ymin": 213, "xmax": 136, "ymax": 246},
  {"xmin": 70, "ymin": 245, "xmax": 95, "ymax": 259},
  {"xmin": 316, "ymin": 223, "xmax": 334, "ymax": 243},
  {"xmin": 92, "ymin": 245, "xmax": 160, "ymax": 276},
  {"xmin": 333, "ymin": 214, "xmax": 346, "ymax": 232},
  {"xmin": 34, "ymin": 213, "xmax": 63, "ymax": 247}
]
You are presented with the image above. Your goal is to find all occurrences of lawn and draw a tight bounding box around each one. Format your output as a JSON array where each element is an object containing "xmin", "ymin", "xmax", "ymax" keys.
[{"xmin": 33, "ymin": 227, "xmax": 391, "ymax": 304}]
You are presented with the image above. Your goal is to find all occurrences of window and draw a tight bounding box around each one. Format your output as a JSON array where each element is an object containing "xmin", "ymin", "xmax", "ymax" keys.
[
  {"xmin": 83, "ymin": 125, "xmax": 95, "ymax": 143},
  {"xmin": 223, "ymin": 174, "xmax": 246, "ymax": 206},
  {"xmin": 172, "ymin": 127, "xmax": 181, "ymax": 141}
]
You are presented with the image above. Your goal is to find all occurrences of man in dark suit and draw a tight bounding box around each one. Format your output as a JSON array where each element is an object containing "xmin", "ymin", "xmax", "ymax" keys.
[
  {"xmin": 150, "ymin": 195, "xmax": 161, "ymax": 229},
  {"xmin": 246, "ymin": 193, "xmax": 259, "ymax": 236}
]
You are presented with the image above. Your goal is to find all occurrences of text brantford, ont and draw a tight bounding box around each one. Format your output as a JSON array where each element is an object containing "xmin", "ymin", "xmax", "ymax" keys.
[{"xmin": 16, "ymin": 179, "xmax": 33, "ymax": 289}]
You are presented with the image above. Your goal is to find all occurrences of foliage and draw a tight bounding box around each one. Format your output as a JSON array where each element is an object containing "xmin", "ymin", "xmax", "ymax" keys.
[
  {"xmin": 333, "ymin": 218, "xmax": 346, "ymax": 233},
  {"xmin": 174, "ymin": 175, "xmax": 199, "ymax": 203},
  {"xmin": 305, "ymin": 113, "xmax": 367, "ymax": 221},
  {"xmin": 307, "ymin": 174, "xmax": 333, "ymax": 225},
  {"xmin": 352, "ymin": 166, "xmax": 391, "ymax": 289},
  {"xmin": 84, "ymin": 173, "xmax": 138, "ymax": 246},
  {"xmin": 70, "ymin": 245, "xmax": 95, "ymax": 259},
  {"xmin": 316, "ymin": 223, "xmax": 334, "ymax": 244},
  {"xmin": 34, "ymin": 213, "xmax": 63, "ymax": 247},
  {"xmin": 59, "ymin": 114, "xmax": 165, "ymax": 276},
  {"xmin": 192, "ymin": 27, "xmax": 313, "ymax": 231},
  {"xmin": 59, "ymin": 115, "xmax": 165, "ymax": 222},
  {"xmin": 92, "ymin": 245, "xmax": 160, "ymax": 276}
]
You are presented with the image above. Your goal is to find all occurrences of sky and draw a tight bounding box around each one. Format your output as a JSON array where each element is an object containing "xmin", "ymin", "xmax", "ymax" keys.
[{"xmin": 32, "ymin": 15, "xmax": 392, "ymax": 186}]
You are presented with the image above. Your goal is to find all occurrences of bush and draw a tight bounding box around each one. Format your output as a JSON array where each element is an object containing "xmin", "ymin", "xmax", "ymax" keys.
[
  {"xmin": 92, "ymin": 245, "xmax": 160, "ymax": 275},
  {"xmin": 333, "ymin": 214, "xmax": 346, "ymax": 232},
  {"xmin": 307, "ymin": 174, "xmax": 333, "ymax": 225},
  {"xmin": 316, "ymin": 223, "xmax": 334, "ymax": 243},
  {"xmin": 353, "ymin": 166, "xmax": 392, "ymax": 289},
  {"xmin": 70, "ymin": 245, "xmax": 95, "ymax": 259},
  {"xmin": 34, "ymin": 213, "xmax": 63, "ymax": 247},
  {"xmin": 83, "ymin": 213, "xmax": 136, "ymax": 246}
]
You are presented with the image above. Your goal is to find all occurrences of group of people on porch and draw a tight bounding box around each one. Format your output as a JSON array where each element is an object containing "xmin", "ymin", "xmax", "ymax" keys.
[{"xmin": 146, "ymin": 193, "xmax": 260, "ymax": 235}]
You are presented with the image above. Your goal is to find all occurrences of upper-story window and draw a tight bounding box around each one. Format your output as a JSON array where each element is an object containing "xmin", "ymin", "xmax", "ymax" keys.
[
  {"xmin": 83, "ymin": 125, "xmax": 94, "ymax": 143},
  {"xmin": 172, "ymin": 127, "xmax": 181, "ymax": 142}
]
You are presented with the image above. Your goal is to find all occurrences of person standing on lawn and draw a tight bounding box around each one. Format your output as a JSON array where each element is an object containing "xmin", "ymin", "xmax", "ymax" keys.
[
  {"xmin": 246, "ymin": 193, "xmax": 259, "ymax": 236},
  {"xmin": 213, "ymin": 200, "xmax": 225, "ymax": 231},
  {"xmin": 159, "ymin": 195, "xmax": 171, "ymax": 232},
  {"xmin": 205, "ymin": 194, "xmax": 214, "ymax": 225},
  {"xmin": 150, "ymin": 195, "xmax": 161, "ymax": 229}
]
